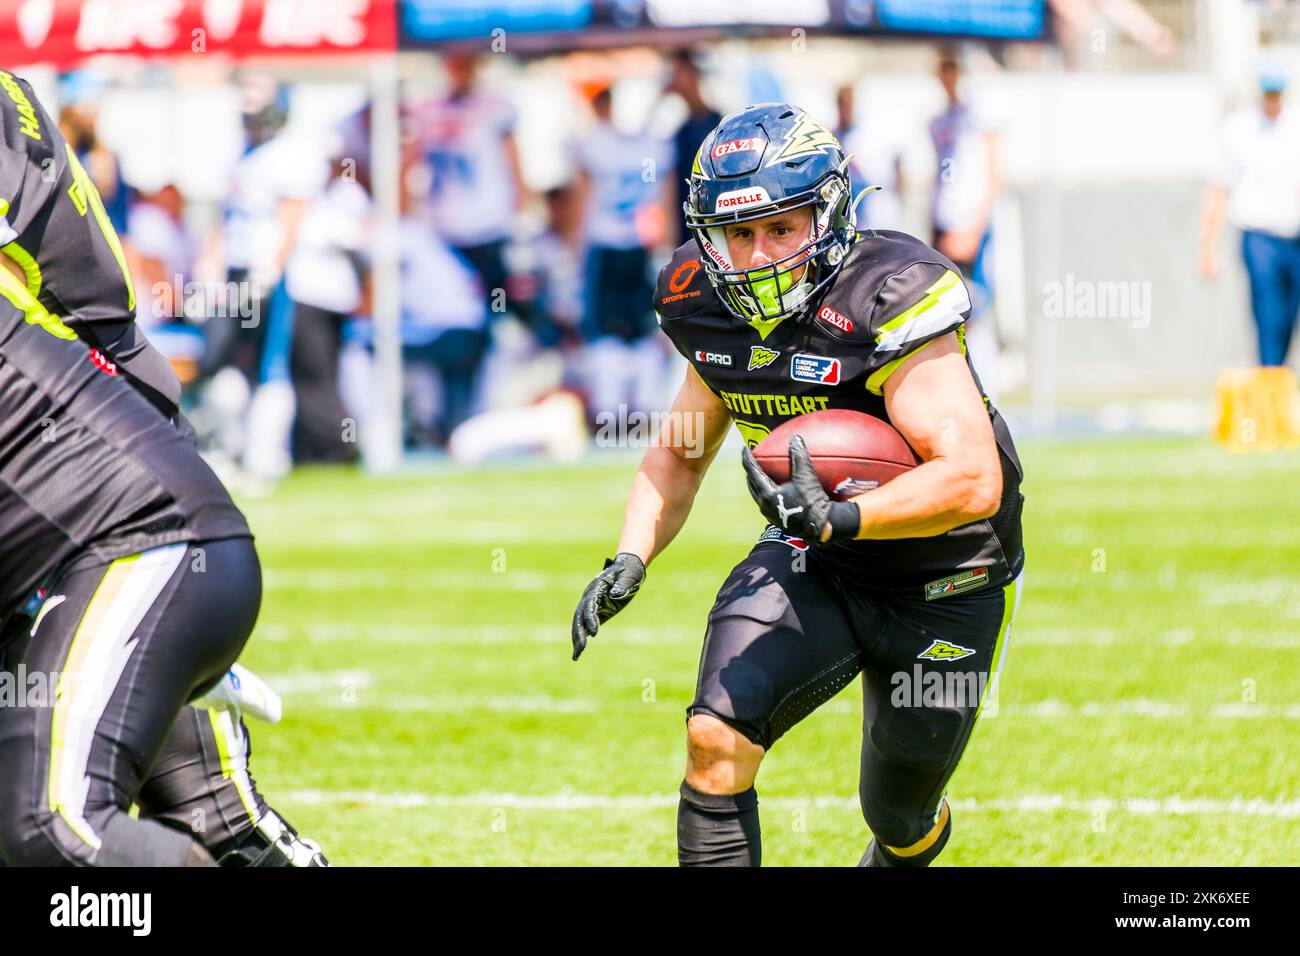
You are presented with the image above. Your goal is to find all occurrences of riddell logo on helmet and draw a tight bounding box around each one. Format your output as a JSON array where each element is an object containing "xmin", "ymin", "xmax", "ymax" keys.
[
  {"xmin": 817, "ymin": 305, "xmax": 853, "ymax": 333},
  {"xmin": 715, "ymin": 187, "xmax": 770, "ymax": 211},
  {"xmin": 712, "ymin": 138, "xmax": 762, "ymax": 158}
]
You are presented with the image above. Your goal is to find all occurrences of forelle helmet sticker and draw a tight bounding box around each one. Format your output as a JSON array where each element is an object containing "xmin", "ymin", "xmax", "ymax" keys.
[{"xmin": 714, "ymin": 186, "xmax": 772, "ymax": 212}]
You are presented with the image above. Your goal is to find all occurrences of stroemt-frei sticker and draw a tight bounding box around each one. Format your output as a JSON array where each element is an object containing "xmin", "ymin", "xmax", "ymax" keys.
[
  {"xmin": 924, "ymin": 567, "xmax": 990, "ymax": 602},
  {"xmin": 789, "ymin": 353, "xmax": 841, "ymax": 385}
]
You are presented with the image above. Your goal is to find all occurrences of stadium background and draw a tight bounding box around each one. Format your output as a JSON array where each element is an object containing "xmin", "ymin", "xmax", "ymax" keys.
[{"xmin": 2, "ymin": 0, "xmax": 1298, "ymax": 864}]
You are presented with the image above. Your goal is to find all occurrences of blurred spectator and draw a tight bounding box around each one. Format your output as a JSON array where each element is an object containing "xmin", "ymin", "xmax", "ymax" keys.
[
  {"xmin": 399, "ymin": 210, "xmax": 490, "ymax": 448},
  {"xmin": 509, "ymin": 184, "xmax": 584, "ymax": 353},
  {"xmin": 284, "ymin": 152, "xmax": 370, "ymax": 464},
  {"xmin": 58, "ymin": 71, "xmax": 130, "ymax": 239},
  {"xmin": 835, "ymin": 83, "xmax": 905, "ymax": 232},
  {"xmin": 664, "ymin": 50, "xmax": 721, "ymax": 248},
  {"xmin": 128, "ymin": 184, "xmax": 194, "ymax": 327},
  {"xmin": 1049, "ymin": 0, "xmax": 1177, "ymax": 65},
  {"xmin": 1200, "ymin": 65, "xmax": 1300, "ymax": 367},
  {"xmin": 571, "ymin": 86, "xmax": 672, "ymax": 423},
  {"xmin": 929, "ymin": 49, "xmax": 1003, "ymax": 399},
  {"xmin": 407, "ymin": 52, "xmax": 527, "ymax": 315},
  {"xmin": 126, "ymin": 184, "xmax": 204, "ymax": 386},
  {"xmin": 205, "ymin": 74, "xmax": 329, "ymax": 482}
]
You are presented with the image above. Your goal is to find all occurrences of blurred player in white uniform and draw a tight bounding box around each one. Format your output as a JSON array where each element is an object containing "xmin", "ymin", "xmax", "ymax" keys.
[
  {"xmin": 836, "ymin": 84, "xmax": 905, "ymax": 233},
  {"xmin": 1199, "ymin": 65, "xmax": 1300, "ymax": 367},
  {"xmin": 284, "ymin": 150, "xmax": 370, "ymax": 463},
  {"xmin": 572, "ymin": 86, "xmax": 673, "ymax": 424},
  {"xmin": 408, "ymin": 53, "xmax": 526, "ymax": 312},
  {"xmin": 205, "ymin": 76, "xmax": 328, "ymax": 483}
]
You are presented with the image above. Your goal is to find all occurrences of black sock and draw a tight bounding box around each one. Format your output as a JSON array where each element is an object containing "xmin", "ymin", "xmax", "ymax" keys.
[
  {"xmin": 97, "ymin": 814, "xmax": 212, "ymax": 867},
  {"xmin": 859, "ymin": 814, "xmax": 952, "ymax": 868},
  {"xmin": 677, "ymin": 781, "xmax": 761, "ymax": 867}
]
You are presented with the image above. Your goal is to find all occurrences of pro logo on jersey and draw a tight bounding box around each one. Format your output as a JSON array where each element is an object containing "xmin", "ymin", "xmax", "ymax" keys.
[
  {"xmin": 694, "ymin": 350, "xmax": 732, "ymax": 367},
  {"xmin": 817, "ymin": 304, "xmax": 853, "ymax": 333},
  {"xmin": 790, "ymin": 353, "xmax": 840, "ymax": 385},
  {"xmin": 748, "ymin": 346, "xmax": 780, "ymax": 371}
]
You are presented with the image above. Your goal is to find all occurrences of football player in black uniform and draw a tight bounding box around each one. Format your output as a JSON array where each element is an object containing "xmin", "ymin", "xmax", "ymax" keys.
[
  {"xmin": 0, "ymin": 69, "xmax": 323, "ymax": 865},
  {"xmin": 571, "ymin": 104, "xmax": 1024, "ymax": 867}
]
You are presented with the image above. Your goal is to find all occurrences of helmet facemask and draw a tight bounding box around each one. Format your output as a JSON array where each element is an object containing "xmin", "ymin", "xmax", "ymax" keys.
[{"xmin": 687, "ymin": 163, "xmax": 855, "ymax": 328}]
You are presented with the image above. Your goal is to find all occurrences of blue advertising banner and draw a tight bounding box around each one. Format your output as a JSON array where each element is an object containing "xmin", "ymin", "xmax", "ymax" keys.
[{"xmin": 399, "ymin": 0, "xmax": 1049, "ymax": 48}]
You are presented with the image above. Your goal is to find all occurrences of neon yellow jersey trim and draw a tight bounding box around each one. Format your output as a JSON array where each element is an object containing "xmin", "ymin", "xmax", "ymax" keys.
[
  {"xmin": 875, "ymin": 269, "xmax": 962, "ymax": 338},
  {"xmin": 0, "ymin": 258, "xmax": 76, "ymax": 340},
  {"xmin": 64, "ymin": 144, "xmax": 135, "ymax": 312},
  {"xmin": 865, "ymin": 335, "xmax": 942, "ymax": 396},
  {"xmin": 1, "ymin": 239, "xmax": 42, "ymax": 296}
]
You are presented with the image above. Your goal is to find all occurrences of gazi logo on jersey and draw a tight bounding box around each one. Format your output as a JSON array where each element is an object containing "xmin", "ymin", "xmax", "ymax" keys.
[
  {"xmin": 694, "ymin": 350, "xmax": 732, "ymax": 367},
  {"xmin": 790, "ymin": 353, "xmax": 841, "ymax": 385},
  {"xmin": 817, "ymin": 304, "xmax": 853, "ymax": 333},
  {"xmin": 748, "ymin": 346, "xmax": 780, "ymax": 371}
]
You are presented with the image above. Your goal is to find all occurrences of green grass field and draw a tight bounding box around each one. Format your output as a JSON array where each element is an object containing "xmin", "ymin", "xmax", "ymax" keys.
[{"xmin": 233, "ymin": 436, "xmax": 1300, "ymax": 866}]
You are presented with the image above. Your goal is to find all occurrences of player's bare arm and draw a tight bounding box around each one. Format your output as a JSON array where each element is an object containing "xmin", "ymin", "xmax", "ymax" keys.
[
  {"xmin": 615, "ymin": 364, "xmax": 732, "ymax": 565},
  {"xmin": 846, "ymin": 331, "xmax": 1002, "ymax": 540},
  {"xmin": 571, "ymin": 364, "xmax": 731, "ymax": 659}
]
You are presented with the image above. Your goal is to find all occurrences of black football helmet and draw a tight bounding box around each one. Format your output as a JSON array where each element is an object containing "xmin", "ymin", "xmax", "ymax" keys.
[{"xmin": 683, "ymin": 103, "xmax": 857, "ymax": 328}]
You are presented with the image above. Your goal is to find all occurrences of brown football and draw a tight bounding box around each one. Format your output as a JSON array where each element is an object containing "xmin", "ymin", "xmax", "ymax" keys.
[{"xmin": 752, "ymin": 409, "xmax": 918, "ymax": 500}]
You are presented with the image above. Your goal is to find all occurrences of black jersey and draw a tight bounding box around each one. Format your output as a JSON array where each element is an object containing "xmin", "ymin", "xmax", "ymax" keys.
[
  {"xmin": 0, "ymin": 295, "xmax": 250, "ymax": 622},
  {"xmin": 655, "ymin": 231, "xmax": 1024, "ymax": 591},
  {"xmin": 0, "ymin": 69, "xmax": 181, "ymax": 417}
]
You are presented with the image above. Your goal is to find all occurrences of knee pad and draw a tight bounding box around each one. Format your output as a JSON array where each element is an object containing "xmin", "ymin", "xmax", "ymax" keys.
[{"xmin": 868, "ymin": 701, "xmax": 965, "ymax": 775}]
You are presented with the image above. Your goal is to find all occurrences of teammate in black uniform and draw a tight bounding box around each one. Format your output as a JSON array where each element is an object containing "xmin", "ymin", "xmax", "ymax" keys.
[
  {"xmin": 0, "ymin": 70, "xmax": 323, "ymax": 865},
  {"xmin": 571, "ymin": 104, "xmax": 1024, "ymax": 866}
]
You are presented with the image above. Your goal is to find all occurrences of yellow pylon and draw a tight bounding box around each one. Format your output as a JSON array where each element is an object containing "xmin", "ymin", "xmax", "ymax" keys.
[{"xmin": 1213, "ymin": 367, "xmax": 1300, "ymax": 451}]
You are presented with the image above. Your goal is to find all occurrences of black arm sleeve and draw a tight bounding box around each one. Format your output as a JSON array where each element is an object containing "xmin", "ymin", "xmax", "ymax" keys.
[{"xmin": 71, "ymin": 318, "xmax": 182, "ymax": 419}]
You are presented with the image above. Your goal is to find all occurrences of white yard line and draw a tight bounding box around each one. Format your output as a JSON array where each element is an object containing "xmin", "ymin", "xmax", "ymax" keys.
[
  {"xmin": 267, "ymin": 682, "xmax": 1299, "ymax": 720},
  {"xmin": 254, "ymin": 621, "xmax": 1300, "ymax": 649},
  {"xmin": 280, "ymin": 789, "xmax": 1300, "ymax": 818}
]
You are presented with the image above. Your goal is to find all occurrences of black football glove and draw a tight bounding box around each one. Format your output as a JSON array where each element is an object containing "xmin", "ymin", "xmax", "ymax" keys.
[
  {"xmin": 571, "ymin": 552, "xmax": 646, "ymax": 661},
  {"xmin": 741, "ymin": 435, "xmax": 860, "ymax": 545}
]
